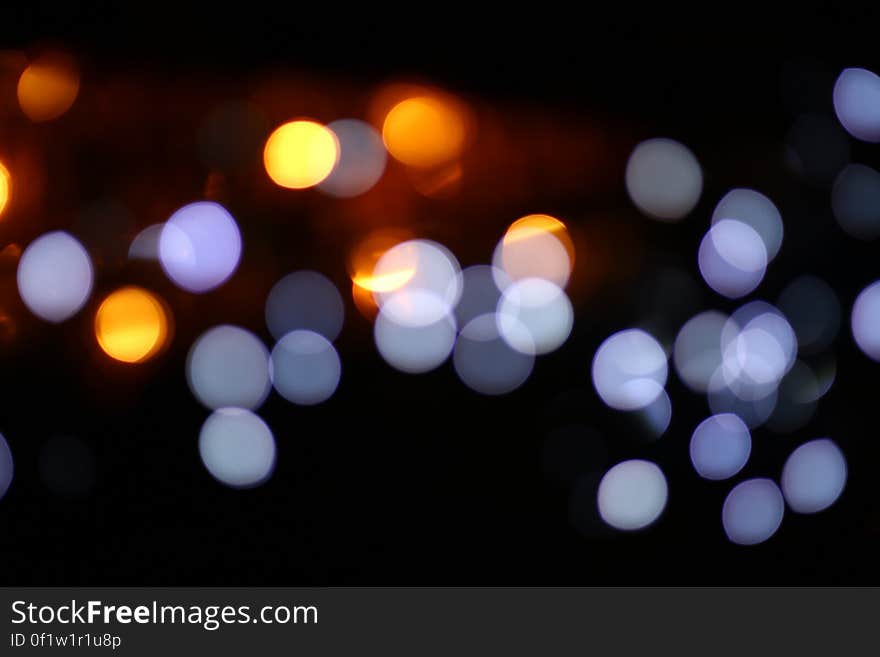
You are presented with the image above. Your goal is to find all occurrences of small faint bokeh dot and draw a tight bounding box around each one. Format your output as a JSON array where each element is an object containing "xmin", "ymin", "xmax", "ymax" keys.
[
  {"xmin": 625, "ymin": 138, "xmax": 702, "ymax": 221},
  {"xmin": 265, "ymin": 271, "xmax": 344, "ymax": 343},
  {"xmin": 199, "ymin": 408, "xmax": 276, "ymax": 489},
  {"xmin": 17, "ymin": 231, "xmax": 93, "ymax": 323},
  {"xmin": 39, "ymin": 435, "xmax": 95, "ymax": 498},
  {"xmin": 187, "ymin": 326, "xmax": 271, "ymax": 410},
  {"xmin": 832, "ymin": 164, "xmax": 880, "ymax": 240},
  {"xmin": 264, "ymin": 120, "xmax": 339, "ymax": 189},
  {"xmin": 17, "ymin": 52, "xmax": 80, "ymax": 122},
  {"xmin": 95, "ymin": 287, "xmax": 169, "ymax": 363},
  {"xmin": 597, "ymin": 460, "xmax": 668, "ymax": 531},
  {"xmin": 776, "ymin": 275, "xmax": 840, "ymax": 354}
]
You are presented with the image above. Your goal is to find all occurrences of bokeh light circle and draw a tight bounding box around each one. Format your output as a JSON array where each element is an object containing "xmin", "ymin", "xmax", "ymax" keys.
[
  {"xmin": 722, "ymin": 478, "xmax": 784, "ymax": 546},
  {"xmin": 453, "ymin": 313, "xmax": 534, "ymax": 395},
  {"xmin": 0, "ymin": 161, "xmax": 10, "ymax": 217},
  {"xmin": 711, "ymin": 189, "xmax": 783, "ymax": 261},
  {"xmin": 492, "ymin": 214, "xmax": 574, "ymax": 290},
  {"xmin": 832, "ymin": 164, "xmax": 880, "ymax": 240},
  {"xmin": 689, "ymin": 414, "xmax": 751, "ymax": 480},
  {"xmin": 17, "ymin": 52, "xmax": 80, "ymax": 122},
  {"xmin": 95, "ymin": 286, "xmax": 169, "ymax": 363},
  {"xmin": 319, "ymin": 119, "xmax": 387, "ymax": 197},
  {"xmin": 496, "ymin": 278, "xmax": 573, "ymax": 355},
  {"xmin": 270, "ymin": 330, "xmax": 341, "ymax": 405},
  {"xmin": 199, "ymin": 408, "xmax": 276, "ymax": 489},
  {"xmin": 833, "ymin": 67, "xmax": 880, "ymax": 143},
  {"xmin": 371, "ymin": 239, "xmax": 461, "ymax": 324},
  {"xmin": 673, "ymin": 310, "xmax": 728, "ymax": 394},
  {"xmin": 382, "ymin": 96, "xmax": 466, "ymax": 168},
  {"xmin": 592, "ymin": 329, "xmax": 668, "ymax": 411},
  {"xmin": 17, "ymin": 231, "xmax": 93, "ymax": 323},
  {"xmin": 781, "ymin": 438, "xmax": 847, "ymax": 514},
  {"xmin": 454, "ymin": 264, "xmax": 505, "ymax": 328},
  {"xmin": 159, "ymin": 201, "xmax": 242, "ymax": 293},
  {"xmin": 851, "ymin": 280, "xmax": 880, "ymax": 361},
  {"xmin": 625, "ymin": 138, "xmax": 702, "ymax": 221},
  {"xmin": 265, "ymin": 271, "xmax": 344, "ymax": 342},
  {"xmin": 375, "ymin": 310, "xmax": 456, "ymax": 374},
  {"xmin": 187, "ymin": 325, "xmax": 271, "ymax": 410},
  {"xmin": 698, "ymin": 219, "xmax": 767, "ymax": 299},
  {"xmin": 776, "ymin": 275, "xmax": 840, "ymax": 354},
  {"xmin": 597, "ymin": 460, "xmax": 668, "ymax": 531},
  {"xmin": 264, "ymin": 120, "xmax": 340, "ymax": 189}
]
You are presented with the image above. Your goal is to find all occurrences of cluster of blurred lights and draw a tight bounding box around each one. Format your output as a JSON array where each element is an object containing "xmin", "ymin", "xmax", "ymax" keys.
[
  {"xmin": 586, "ymin": 65, "xmax": 880, "ymax": 543},
  {"xmin": 350, "ymin": 212, "xmax": 574, "ymax": 395},
  {"xmin": 0, "ymin": 51, "xmax": 875, "ymax": 559}
]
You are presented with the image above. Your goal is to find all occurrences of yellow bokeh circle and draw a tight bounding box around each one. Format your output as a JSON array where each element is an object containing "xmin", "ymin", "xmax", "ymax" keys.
[
  {"xmin": 263, "ymin": 120, "xmax": 339, "ymax": 189},
  {"xmin": 95, "ymin": 287, "xmax": 170, "ymax": 364}
]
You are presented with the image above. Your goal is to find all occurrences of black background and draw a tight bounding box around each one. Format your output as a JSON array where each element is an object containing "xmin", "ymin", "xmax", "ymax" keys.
[{"xmin": 0, "ymin": 3, "xmax": 878, "ymax": 584}]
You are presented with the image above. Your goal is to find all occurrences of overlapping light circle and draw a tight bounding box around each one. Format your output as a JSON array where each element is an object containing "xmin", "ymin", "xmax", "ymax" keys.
[
  {"xmin": 453, "ymin": 313, "xmax": 534, "ymax": 395},
  {"xmin": 698, "ymin": 219, "xmax": 767, "ymax": 299},
  {"xmin": 592, "ymin": 329, "xmax": 667, "ymax": 411},
  {"xmin": 270, "ymin": 330, "xmax": 341, "ymax": 405},
  {"xmin": 265, "ymin": 271, "xmax": 344, "ymax": 343},
  {"xmin": 496, "ymin": 278, "xmax": 573, "ymax": 355},
  {"xmin": 159, "ymin": 201, "xmax": 242, "ymax": 293},
  {"xmin": 187, "ymin": 325, "xmax": 271, "ymax": 410},
  {"xmin": 319, "ymin": 119, "xmax": 387, "ymax": 198},
  {"xmin": 711, "ymin": 189, "xmax": 783, "ymax": 261}
]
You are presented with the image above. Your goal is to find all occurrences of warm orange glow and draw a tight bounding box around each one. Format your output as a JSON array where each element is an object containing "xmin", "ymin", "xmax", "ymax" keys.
[
  {"xmin": 17, "ymin": 53, "xmax": 80, "ymax": 122},
  {"xmin": 95, "ymin": 287, "xmax": 169, "ymax": 364},
  {"xmin": 0, "ymin": 162, "xmax": 9, "ymax": 217},
  {"xmin": 409, "ymin": 162, "xmax": 463, "ymax": 199},
  {"xmin": 351, "ymin": 280, "xmax": 379, "ymax": 320},
  {"xmin": 348, "ymin": 229, "xmax": 415, "ymax": 293},
  {"xmin": 264, "ymin": 120, "xmax": 339, "ymax": 189},
  {"xmin": 499, "ymin": 214, "xmax": 575, "ymax": 288},
  {"xmin": 382, "ymin": 96, "xmax": 467, "ymax": 168}
]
